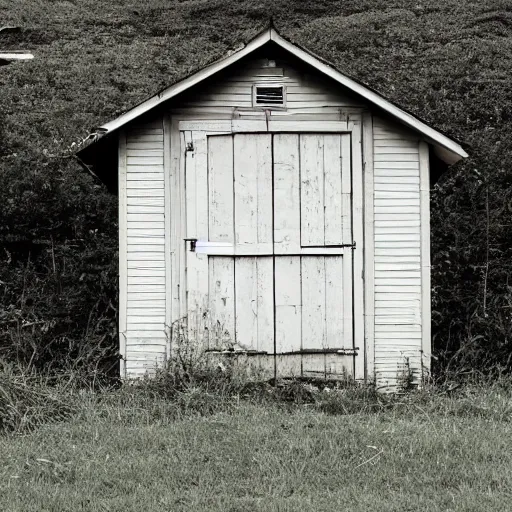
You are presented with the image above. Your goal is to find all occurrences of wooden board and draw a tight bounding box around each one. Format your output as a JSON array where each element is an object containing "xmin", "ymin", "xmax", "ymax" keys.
[
  {"xmin": 325, "ymin": 256, "xmax": 344, "ymax": 349},
  {"xmin": 233, "ymin": 256, "xmax": 275, "ymax": 354},
  {"xmin": 274, "ymin": 256, "xmax": 302, "ymax": 354},
  {"xmin": 273, "ymin": 134, "xmax": 301, "ymax": 254},
  {"xmin": 209, "ymin": 135, "xmax": 234, "ymax": 243},
  {"xmin": 208, "ymin": 257, "xmax": 235, "ymax": 349},
  {"xmin": 300, "ymin": 134, "xmax": 325, "ymax": 246},
  {"xmin": 323, "ymin": 135, "xmax": 343, "ymax": 245},
  {"xmin": 233, "ymin": 134, "xmax": 272, "ymax": 252}
]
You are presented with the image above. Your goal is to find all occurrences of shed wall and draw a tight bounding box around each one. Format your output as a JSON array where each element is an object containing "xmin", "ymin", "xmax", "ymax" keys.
[
  {"xmin": 120, "ymin": 119, "xmax": 167, "ymax": 377},
  {"xmin": 373, "ymin": 117, "xmax": 423, "ymax": 389}
]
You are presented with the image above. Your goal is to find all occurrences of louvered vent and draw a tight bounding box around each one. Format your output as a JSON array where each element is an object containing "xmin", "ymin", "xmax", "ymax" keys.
[{"xmin": 253, "ymin": 84, "xmax": 286, "ymax": 107}]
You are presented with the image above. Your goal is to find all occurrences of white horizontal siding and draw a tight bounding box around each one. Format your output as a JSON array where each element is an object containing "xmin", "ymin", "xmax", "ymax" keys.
[
  {"xmin": 123, "ymin": 119, "xmax": 166, "ymax": 377},
  {"xmin": 373, "ymin": 117, "xmax": 422, "ymax": 391},
  {"xmin": 179, "ymin": 57, "xmax": 366, "ymax": 111}
]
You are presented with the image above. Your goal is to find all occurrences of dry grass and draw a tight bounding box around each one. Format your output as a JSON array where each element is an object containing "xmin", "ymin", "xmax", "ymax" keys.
[{"xmin": 1, "ymin": 366, "xmax": 512, "ymax": 511}]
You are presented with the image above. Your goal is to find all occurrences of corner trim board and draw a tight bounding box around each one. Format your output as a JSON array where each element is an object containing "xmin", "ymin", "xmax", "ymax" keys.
[
  {"xmin": 163, "ymin": 114, "xmax": 173, "ymax": 360},
  {"xmin": 362, "ymin": 112, "xmax": 375, "ymax": 383},
  {"xmin": 419, "ymin": 141, "xmax": 431, "ymax": 374},
  {"xmin": 351, "ymin": 117, "xmax": 366, "ymax": 380},
  {"xmin": 118, "ymin": 130, "xmax": 128, "ymax": 378},
  {"xmin": 169, "ymin": 117, "xmax": 183, "ymax": 329}
]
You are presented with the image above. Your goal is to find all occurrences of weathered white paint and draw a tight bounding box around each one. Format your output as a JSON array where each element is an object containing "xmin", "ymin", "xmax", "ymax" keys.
[
  {"xmin": 373, "ymin": 117, "xmax": 422, "ymax": 390},
  {"xmin": 362, "ymin": 111, "xmax": 375, "ymax": 383},
  {"xmin": 237, "ymin": 257, "xmax": 274, "ymax": 353},
  {"xmin": 181, "ymin": 131, "xmax": 356, "ymax": 378},
  {"xmin": 233, "ymin": 133, "xmax": 273, "ymax": 252},
  {"xmin": 183, "ymin": 130, "xmax": 209, "ymax": 336},
  {"xmin": 209, "ymin": 135, "xmax": 234, "ymax": 243},
  {"xmin": 274, "ymin": 256, "xmax": 302, "ymax": 355},
  {"xmin": 118, "ymin": 131, "xmax": 128, "ymax": 378},
  {"xmin": 178, "ymin": 119, "xmax": 352, "ymax": 133},
  {"xmin": 208, "ymin": 256, "xmax": 236, "ymax": 349},
  {"xmin": 123, "ymin": 119, "xmax": 166, "ymax": 377},
  {"xmin": 325, "ymin": 256, "xmax": 345, "ymax": 349},
  {"xmin": 169, "ymin": 118, "xmax": 182, "ymax": 332},
  {"xmin": 163, "ymin": 114, "xmax": 172, "ymax": 361},
  {"xmin": 179, "ymin": 58, "xmax": 363, "ymax": 112},
  {"xmin": 419, "ymin": 141, "xmax": 431, "ymax": 378},
  {"xmin": 301, "ymin": 134, "xmax": 326, "ymax": 246},
  {"xmin": 350, "ymin": 116, "xmax": 366, "ymax": 380},
  {"xmin": 274, "ymin": 133, "xmax": 301, "ymax": 254}
]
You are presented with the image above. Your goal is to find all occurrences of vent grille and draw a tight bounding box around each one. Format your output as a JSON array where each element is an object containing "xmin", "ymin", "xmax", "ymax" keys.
[{"xmin": 253, "ymin": 85, "xmax": 286, "ymax": 106}]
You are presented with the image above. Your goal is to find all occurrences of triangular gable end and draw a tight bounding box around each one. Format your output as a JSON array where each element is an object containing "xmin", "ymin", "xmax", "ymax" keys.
[{"xmin": 80, "ymin": 27, "xmax": 467, "ymax": 165}]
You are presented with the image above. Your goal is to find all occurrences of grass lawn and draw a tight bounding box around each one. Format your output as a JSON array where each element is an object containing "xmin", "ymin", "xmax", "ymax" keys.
[{"xmin": 1, "ymin": 385, "xmax": 512, "ymax": 512}]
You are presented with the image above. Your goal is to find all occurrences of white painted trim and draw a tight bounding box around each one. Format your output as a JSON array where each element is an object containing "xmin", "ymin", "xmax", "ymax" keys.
[
  {"xmin": 178, "ymin": 119, "xmax": 352, "ymax": 133},
  {"xmin": 362, "ymin": 111, "xmax": 375, "ymax": 383},
  {"xmin": 195, "ymin": 242, "xmax": 350, "ymax": 256},
  {"xmin": 251, "ymin": 83, "xmax": 287, "ymax": 108},
  {"xmin": 178, "ymin": 130, "xmax": 187, "ymax": 319},
  {"xmin": 118, "ymin": 131, "xmax": 128, "ymax": 378},
  {"xmin": 0, "ymin": 52, "xmax": 33, "ymax": 60},
  {"xmin": 169, "ymin": 118, "xmax": 182, "ymax": 329},
  {"xmin": 163, "ymin": 114, "xmax": 172, "ymax": 361},
  {"xmin": 351, "ymin": 118, "xmax": 366, "ymax": 380},
  {"xmin": 92, "ymin": 28, "xmax": 466, "ymax": 164},
  {"xmin": 170, "ymin": 107, "xmax": 364, "ymax": 119},
  {"xmin": 419, "ymin": 141, "xmax": 431, "ymax": 376}
]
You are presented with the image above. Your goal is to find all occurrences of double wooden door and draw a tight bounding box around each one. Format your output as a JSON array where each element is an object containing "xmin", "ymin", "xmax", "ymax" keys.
[{"xmin": 182, "ymin": 131, "xmax": 356, "ymax": 378}]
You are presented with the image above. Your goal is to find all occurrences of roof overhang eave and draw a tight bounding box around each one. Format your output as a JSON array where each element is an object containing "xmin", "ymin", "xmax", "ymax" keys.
[
  {"xmin": 433, "ymin": 144, "xmax": 467, "ymax": 165},
  {"xmin": 79, "ymin": 26, "xmax": 468, "ymax": 165}
]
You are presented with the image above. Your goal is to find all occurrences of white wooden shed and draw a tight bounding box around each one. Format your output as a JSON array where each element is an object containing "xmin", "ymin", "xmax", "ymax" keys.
[{"xmin": 79, "ymin": 27, "xmax": 467, "ymax": 390}]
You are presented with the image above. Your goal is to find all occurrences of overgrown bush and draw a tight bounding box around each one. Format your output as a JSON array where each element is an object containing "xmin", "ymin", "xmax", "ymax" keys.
[
  {"xmin": 0, "ymin": 363, "xmax": 76, "ymax": 433},
  {"xmin": 0, "ymin": 154, "xmax": 119, "ymax": 383}
]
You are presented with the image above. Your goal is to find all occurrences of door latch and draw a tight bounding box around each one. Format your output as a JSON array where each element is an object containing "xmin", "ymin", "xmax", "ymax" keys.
[{"xmin": 184, "ymin": 238, "xmax": 197, "ymax": 252}]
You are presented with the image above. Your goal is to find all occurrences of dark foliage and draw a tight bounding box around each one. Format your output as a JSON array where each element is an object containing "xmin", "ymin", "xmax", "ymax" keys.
[
  {"xmin": 0, "ymin": 150, "xmax": 119, "ymax": 380},
  {"xmin": 1, "ymin": 0, "xmax": 512, "ymax": 380}
]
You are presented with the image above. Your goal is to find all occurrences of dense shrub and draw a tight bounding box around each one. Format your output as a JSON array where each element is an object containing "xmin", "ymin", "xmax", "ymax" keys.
[{"xmin": 0, "ymin": 152, "xmax": 119, "ymax": 381}]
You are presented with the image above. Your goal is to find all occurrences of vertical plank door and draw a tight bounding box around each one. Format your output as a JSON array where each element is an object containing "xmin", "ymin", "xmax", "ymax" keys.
[{"xmin": 183, "ymin": 131, "xmax": 356, "ymax": 379}]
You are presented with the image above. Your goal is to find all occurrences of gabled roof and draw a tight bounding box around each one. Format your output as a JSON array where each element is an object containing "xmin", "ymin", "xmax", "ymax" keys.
[{"xmin": 80, "ymin": 27, "xmax": 468, "ymax": 164}]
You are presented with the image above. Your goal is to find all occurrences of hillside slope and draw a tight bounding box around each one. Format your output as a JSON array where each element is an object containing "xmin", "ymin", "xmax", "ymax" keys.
[{"xmin": 1, "ymin": 0, "xmax": 511, "ymax": 376}]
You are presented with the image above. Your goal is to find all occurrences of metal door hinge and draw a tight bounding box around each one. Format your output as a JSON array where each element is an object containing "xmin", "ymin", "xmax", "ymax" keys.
[{"xmin": 186, "ymin": 142, "xmax": 194, "ymax": 152}]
